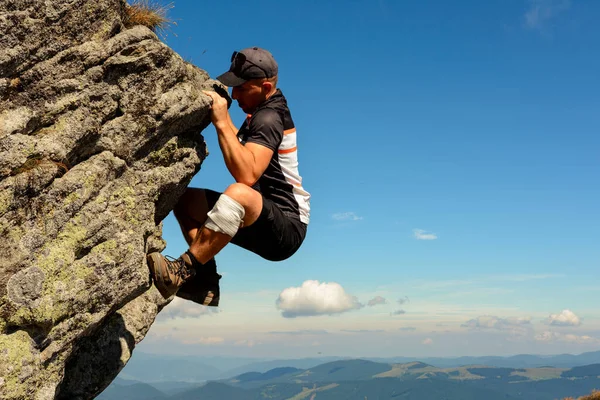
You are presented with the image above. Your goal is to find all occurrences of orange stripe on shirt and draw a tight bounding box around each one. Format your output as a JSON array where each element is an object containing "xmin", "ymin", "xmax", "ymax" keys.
[
  {"xmin": 284, "ymin": 128, "xmax": 296, "ymax": 135},
  {"xmin": 278, "ymin": 146, "xmax": 297, "ymax": 154}
]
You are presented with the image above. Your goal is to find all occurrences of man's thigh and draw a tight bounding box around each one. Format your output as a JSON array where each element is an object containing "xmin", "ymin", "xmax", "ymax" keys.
[
  {"xmin": 204, "ymin": 189, "xmax": 307, "ymax": 261},
  {"xmin": 175, "ymin": 187, "xmax": 211, "ymax": 224}
]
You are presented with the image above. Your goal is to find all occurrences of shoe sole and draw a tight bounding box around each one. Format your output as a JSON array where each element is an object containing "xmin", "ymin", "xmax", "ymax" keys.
[{"xmin": 146, "ymin": 253, "xmax": 175, "ymax": 299}]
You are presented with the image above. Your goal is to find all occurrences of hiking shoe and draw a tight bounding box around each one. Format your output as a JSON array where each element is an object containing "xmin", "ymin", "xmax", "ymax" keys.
[
  {"xmin": 177, "ymin": 258, "xmax": 221, "ymax": 307},
  {"xmin": 147, "ymin": 252, "xmax": 196, "ymax": 299}
]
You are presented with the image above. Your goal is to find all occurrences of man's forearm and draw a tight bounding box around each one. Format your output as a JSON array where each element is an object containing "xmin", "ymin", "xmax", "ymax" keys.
[{"xmin": 214, "ymin": 119, "xmax": 256, "ymax": 185}]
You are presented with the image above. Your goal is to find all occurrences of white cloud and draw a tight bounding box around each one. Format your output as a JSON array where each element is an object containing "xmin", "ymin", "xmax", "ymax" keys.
[
  {"xmin": 399, "ymin": 327, "xmax": 417, "ymax": 331},
  {"xmin": 422, "ymin": 338, "xmax": 433, "ymax": 345},
  {"xmin": 546, "ymin": 309, "xmax": 581, "ymax": 327},
  {"xmin": 391, "ymin": 309, "xmax": 406, "ymax": 316},
  {"xmin": 158, "ymin": 297, "xmax": 219, "ymax": 320},
  {"xmin": 367, "ymin": 296, "xmax": 387, "ymax": 306},
  {"xmin": 461, "ymin": 315, "xmax": 532, "ymax": 333},
  {"xmin": 524, "ymin": 0, "xmax": 570, "ymax": 30},
  {"xmin": 535, "ymin": 331, "xmax": 599, "ymax": 344},
  {"xmin": 276, "ymin": 280, "xmax": 363, "ymax": 318},
  {"xmin": 534, "ymin": 331, "xmax": 557, "ymax": 342},
  {"xmin": 269, "ymin": 330, "xmax": 329, "ymax": 335},
  {"xmin": 493, "ymin": 273, "xmax": 564, "ymax": 282},
  {"xmin": 504, "ymin": 316, "xmax": 533, "ymax": 325},
  {"xmin": 234, "ymin": 339, "xmax": 258, "ymax": 347},
  {"xmin": 398, "ymin": 296, "xmax": 410, "ymax": 305},
  {"xmin": 563, "ymin": 334, "xmax": 597, "ymax": 344},
  {"xmin": 332, "ymin": 212, "xmax": 363, "ymax": 221},
  {"xmin": 181, "ymin": 336, "xmax": 225, "ymax": 345},
  {"xmin": 413, "ymin": 229, "xmax": 437, "ymax": 240}
]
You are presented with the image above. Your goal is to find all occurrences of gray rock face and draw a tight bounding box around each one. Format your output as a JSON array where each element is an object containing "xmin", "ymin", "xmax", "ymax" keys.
[{"xmin": 0, "ymin": 1, "xmax": 221, "ymax": 398}]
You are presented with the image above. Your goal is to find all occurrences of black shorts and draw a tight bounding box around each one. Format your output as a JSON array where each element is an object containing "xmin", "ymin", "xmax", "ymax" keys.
[{"xmin": 205, "ymin": 189, "xmax": 307, "ymax": 261}]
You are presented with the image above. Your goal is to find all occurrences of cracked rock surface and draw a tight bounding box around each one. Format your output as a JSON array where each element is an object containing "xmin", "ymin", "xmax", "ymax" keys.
[{"xmin": 0, "ymin": 0, "xmax": 221, "ymax": 398}]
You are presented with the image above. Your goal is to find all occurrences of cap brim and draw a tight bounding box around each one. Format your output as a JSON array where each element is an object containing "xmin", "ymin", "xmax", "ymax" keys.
[{"xmin": 216, "ymin": 71, "xmax": 247, "ymax": 87}]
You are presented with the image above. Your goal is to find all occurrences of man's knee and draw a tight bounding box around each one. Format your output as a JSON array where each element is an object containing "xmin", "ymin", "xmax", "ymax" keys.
[
  {"xmin": 223, "ymin": 183, "xmax": 252, "ymax": 203},
  {"xmin": 222, "ymin": 183, "xmax": 263, "ymax": 226}
]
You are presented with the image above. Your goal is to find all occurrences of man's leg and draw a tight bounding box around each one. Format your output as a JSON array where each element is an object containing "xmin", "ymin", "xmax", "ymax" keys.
[
  {"xmin": 172, "ymin": 188, "xmax": 212, "ymax": 246},
  {"xmin": 187, "ymin": 183, "xmax": 263, "ymax": 264},
  {"xmin": 171, "ymin": 188, "xmax": 219, "ymax": 305},
  {"xmin": 147, "ymin": 183, "xmax": 263, "ymax": 299}
]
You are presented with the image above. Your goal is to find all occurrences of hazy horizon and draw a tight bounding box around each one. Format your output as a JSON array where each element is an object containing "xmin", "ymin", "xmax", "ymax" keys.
[{"xmin": 130, "ymin": 347, "xmax": 599, "ymax": 361}]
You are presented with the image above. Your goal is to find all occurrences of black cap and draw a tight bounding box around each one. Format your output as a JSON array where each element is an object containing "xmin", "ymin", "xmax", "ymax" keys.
[{"xmin": 217, "ymin": 47, "xmax": 278, "ymax": 87}]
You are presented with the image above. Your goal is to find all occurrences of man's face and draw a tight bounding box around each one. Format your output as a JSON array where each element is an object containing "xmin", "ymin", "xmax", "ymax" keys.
[{"xmin": 231, "ymin": 80, "xmax": 267, "ymax": 114}]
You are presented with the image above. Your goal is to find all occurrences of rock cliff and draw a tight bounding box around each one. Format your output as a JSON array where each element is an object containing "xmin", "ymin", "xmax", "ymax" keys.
[{"xmin": 0, "ymin": 1, "xmax": 220, "ymax": 398}]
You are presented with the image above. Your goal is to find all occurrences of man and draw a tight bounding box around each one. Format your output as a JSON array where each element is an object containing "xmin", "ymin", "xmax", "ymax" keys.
[{"xmin": 146, "ymin": 47, "xmax": 310, "ymax": 307}]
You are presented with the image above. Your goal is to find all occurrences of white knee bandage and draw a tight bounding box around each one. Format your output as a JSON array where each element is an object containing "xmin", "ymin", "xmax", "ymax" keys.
[{"xmin": 205, "ymin": 194, "xmax": 245, "ymax": 237}]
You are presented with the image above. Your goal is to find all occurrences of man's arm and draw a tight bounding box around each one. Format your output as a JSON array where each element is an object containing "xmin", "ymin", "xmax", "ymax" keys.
[{"xmin": 203, "ymin": 90, "xmax": 273, "ymax": 186}]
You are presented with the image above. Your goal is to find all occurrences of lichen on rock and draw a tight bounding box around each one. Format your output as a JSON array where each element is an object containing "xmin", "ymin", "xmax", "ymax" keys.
[{"xmin": 0, "ymin": 0, "xmax": 223, "ymax": 398}]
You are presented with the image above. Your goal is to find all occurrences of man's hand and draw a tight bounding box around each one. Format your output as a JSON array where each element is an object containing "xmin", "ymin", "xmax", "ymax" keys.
[{"xmin": 202, "ymin": 89, "xmax": 230, "ymax": 129}]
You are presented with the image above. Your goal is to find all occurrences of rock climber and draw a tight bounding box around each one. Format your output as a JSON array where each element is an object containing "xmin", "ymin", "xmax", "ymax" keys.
[{"xmin": 146, "ymin": 47, "xmax": 310, "ymax": 307}]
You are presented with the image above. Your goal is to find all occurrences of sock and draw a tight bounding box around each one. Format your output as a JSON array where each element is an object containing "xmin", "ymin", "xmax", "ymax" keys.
[
  {"xmin": 183, "ymin": 252, "xmax": 219, "ymax": 280},
  {"xmin": 185, "ymin": 250, "xmax": 203, "ymax": 269}
]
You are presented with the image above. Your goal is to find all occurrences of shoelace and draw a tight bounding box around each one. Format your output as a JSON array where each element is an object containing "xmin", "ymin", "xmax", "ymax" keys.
[{"xmin": 164, "ymin": 255, "xmax": 193, "ymax": 279}]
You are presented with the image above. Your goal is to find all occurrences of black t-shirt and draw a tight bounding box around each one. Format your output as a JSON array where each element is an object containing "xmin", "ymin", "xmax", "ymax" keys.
[{"xmin": 236, "ymin": 90, "xmax": 310, "ymax": 224}]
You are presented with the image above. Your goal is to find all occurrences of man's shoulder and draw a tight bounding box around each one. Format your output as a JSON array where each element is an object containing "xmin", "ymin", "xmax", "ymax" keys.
[{"xmin": 250, "ymin": 107, "xmax": 282, "ymax": 125}]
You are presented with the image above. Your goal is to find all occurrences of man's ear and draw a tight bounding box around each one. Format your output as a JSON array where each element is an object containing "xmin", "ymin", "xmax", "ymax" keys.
[{"xmin": 262, "ymin": 80, "xmax": 273, "ymax": 93}]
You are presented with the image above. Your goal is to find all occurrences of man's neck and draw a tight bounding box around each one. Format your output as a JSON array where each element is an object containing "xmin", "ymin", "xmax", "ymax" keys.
[{"xmin": 265, "ymin": 87, "xmax": 278, "ymax": 100}]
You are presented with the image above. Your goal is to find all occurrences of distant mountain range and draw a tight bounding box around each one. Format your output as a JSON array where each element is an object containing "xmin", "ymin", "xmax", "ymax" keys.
[
  {"xmin": 115, "ymin": 350, "xmax": 600, "ymax": 383},
  {"xmin": 99, "ymin": 356, "xmax": 600, "ymax": 400},
  {"xmin": 386, "ymin": 350, "xmax": 600, "ymax": 369}
]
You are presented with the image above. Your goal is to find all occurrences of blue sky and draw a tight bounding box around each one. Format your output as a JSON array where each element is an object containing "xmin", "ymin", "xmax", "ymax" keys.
[{"xmin": 139, "ymin": 0, "xmax": 600, "ymax": 358}]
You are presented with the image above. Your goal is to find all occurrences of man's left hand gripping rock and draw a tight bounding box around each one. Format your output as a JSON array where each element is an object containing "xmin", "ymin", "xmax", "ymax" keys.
[{"xmin": 203, "ymin": 89, "xmax": 230, "ymax": 130}]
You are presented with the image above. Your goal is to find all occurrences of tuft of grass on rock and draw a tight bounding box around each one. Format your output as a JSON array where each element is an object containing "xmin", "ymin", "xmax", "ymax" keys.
[
  {"xmin": 124, "ymin": 0, "xmax": 175, "ymax": 33},
  {"xmin": 10, "ymin": 78, "xmax": 21, "ymax": 89}
]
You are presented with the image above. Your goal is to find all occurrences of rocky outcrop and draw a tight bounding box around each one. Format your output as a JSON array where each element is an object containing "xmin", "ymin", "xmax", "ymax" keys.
[{"xmin": 0, "ymin": 1, "xmax": 222, "ymax": 398}]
